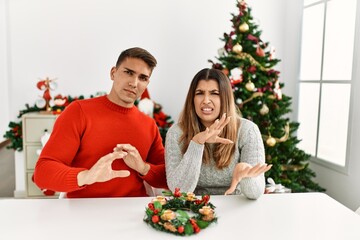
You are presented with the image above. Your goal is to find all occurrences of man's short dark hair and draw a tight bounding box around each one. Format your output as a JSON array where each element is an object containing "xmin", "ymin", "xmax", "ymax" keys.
[{"xmin": 116, "ymin": 47, "xmax": 157, "ymax": 71}]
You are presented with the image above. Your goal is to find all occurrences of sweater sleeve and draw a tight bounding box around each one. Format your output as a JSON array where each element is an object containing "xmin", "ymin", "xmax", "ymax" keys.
[
  {"xmin": 33, "ymin": 102, "xmax": 87, "ymax": 193},
  {"xmin": 141, "ymin": 122, "xmax": 168, "ymax": 189},
  {"xmin": 165, "ymin": 124, "xmax": 204, "ymax": 193},
  {"xmin": 238, "ymin": 120, "xmax": 266, "ymax": 199}
]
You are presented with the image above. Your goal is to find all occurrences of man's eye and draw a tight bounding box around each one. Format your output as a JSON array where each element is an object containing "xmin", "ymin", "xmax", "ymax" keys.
[
  {"xmin": 124, "ymin": 70, "xmax": 133, "ymax": 75},
  {"xmin": 139, "ymin": 76, "xmax": 149, "ymax": 81}
]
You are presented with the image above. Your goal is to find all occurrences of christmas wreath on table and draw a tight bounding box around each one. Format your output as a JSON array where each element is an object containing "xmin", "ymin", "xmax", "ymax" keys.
[{"xmin": 144, "ymin": 188, "xmax": 217, "ymax": 236}]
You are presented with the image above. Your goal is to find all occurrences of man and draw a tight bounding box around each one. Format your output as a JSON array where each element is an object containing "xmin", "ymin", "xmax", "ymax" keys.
[{"xmin": 34, "ymin": 47, "xmax": 167, "ymax": 198}]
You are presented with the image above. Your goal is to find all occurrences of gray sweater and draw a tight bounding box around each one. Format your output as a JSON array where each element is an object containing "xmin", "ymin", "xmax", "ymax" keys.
[{"xmin": 165, "ymin": 118, "xmax": 266, "ymax": 199}]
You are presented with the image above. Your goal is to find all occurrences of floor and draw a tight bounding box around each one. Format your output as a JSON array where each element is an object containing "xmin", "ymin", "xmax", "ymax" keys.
[{"xmin": 0, "ymin": 141, "xmax": 15, "ymax": 198}]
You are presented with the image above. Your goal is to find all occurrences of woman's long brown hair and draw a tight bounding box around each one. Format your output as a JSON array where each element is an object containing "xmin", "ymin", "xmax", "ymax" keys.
[{"xmin": 178, "ymin": 68, "xmax": 241, "ymax": 169}]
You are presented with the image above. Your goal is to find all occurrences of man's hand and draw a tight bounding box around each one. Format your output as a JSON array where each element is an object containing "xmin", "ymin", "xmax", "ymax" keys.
[
  {"xmin": 77, "ymin": 151, "xmax": 130, "ymax": 187},
  {"xmin": 113, "ymin": 144, "xmax": 150, "ymax": 175}
]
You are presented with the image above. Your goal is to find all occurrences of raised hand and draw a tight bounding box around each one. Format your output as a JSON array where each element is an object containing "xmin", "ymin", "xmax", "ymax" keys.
[
  {"xmin": 192, "ymin": 113, "xmax": 233, "ymax": 145},
  {"xmin": 77, "ymin": 151, "xmax": 130, "ymax": 186},
  {"xmin": 113, "ymin": 144, "xmax": 150, "ymax": 175},
  {"xmin": 224, "ymin": 162, "xmax": 272, "ymax": 195}
]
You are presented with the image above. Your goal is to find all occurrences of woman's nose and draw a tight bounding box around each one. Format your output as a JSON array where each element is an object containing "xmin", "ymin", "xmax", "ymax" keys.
[{"xmin": 202, "ymin": 95, "xmax": 211, "ymax": 104}]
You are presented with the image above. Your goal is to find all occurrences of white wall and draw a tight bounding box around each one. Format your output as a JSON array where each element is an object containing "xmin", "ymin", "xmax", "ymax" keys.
[
  {"xmin": 0, "ymin": 0, "xmax": 10, "ymax": 143},
  {"xmin": 4, "ymin": 0, "xmax": 285, "ymax": 123}
]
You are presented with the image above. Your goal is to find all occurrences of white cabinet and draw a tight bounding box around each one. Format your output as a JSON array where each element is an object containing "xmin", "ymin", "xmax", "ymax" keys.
[{"xmin": 22, "ymin": 113, "xmax": 57, "ymax": 198}]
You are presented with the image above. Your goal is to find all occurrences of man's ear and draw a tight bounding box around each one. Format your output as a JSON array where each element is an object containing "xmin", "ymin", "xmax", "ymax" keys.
[{"xmin": 110, "ymin": 67, "xmax": 116, "ymax": 80}]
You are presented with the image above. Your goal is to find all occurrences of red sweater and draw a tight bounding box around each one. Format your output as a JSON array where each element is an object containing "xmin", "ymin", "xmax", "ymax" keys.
[{"xmin": 34, "ymin": 96, "xmax": 167, "ymax": 198}]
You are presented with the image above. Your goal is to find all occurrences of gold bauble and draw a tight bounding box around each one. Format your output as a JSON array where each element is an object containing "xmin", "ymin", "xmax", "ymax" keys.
[
  {"xmin": 232, "ymin": 43, "xmax": 243, "ymax": 54},
  {"xmin": 266, "ymin": 137, "xmax": 276, "ymax": 147},
  {"xmin": 259, "ymin": 104, "xmax": 269, "ymax": 115},
  {"xmin": 239, "ymin": 22, "xmax": 249, "ymax": 32},
  {"xmin": 245, "ymin": 81, "xmax": 255, "ymax": 91}
]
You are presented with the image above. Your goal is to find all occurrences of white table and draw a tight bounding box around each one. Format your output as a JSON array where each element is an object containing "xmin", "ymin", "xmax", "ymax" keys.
[{"xmin": 1, "ymin": 193, "xmax": 360, "ymax": 239}]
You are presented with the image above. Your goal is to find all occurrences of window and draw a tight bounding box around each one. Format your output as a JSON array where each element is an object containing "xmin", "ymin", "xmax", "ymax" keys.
[{"xmin": 297, "ymin": 0, "xmax": 357, "ymax": 172}]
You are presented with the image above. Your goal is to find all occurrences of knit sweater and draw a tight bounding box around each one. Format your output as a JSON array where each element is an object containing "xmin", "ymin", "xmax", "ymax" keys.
[
  {"xmin": 34, "ymin": 95, "xmax": 167, "ymax": 198},
  {"xmin": 165, "ymin": 118, "xmax": 265, "ymax": 199}
]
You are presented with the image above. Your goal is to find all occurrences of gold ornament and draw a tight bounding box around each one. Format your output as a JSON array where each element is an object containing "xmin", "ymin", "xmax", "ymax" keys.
[
  {"xmin": 245, "ymin": 81, "xmax": 255, "ymax": 91},
  {"xmin": 235, "ymin": 52, "xmax": 271, "ymax": 71},
  {"xmin": 239, "ymin": 22, "xmax": 249, "ymax": 32},
  {"xmin": 232, "ymin": 43, "xmax": 243, "ymax": 54},
  {"xmin": 260, "ymin": 104, "xmax": 269, "ymax": 115},
  {"xmin": 266, "ymin": 137, "xmax": 276, "ymax": 147}
]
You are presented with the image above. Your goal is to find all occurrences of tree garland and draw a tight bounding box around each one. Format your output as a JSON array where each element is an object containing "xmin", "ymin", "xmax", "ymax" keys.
[{"xmin": 144, "ymin": 188, "xmax": 217, "ymax": 236}]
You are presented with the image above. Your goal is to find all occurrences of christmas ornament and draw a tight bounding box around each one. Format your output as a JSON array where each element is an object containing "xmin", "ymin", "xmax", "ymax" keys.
[
  {"xmin": 144, "ymin": 188, "xmax": 217, "ymax": 236},
  {"xmin": 266, "ymin": 136, "xmax": 276, "ymax": 147},
  {"xmin": 53, "ymin": 94, "xmax": 68, "ymax": 107},
  {"xmin": 232, "ymin": 43, "xmax": 243, "ymax": 54},
  {"xmin": 36, "ymin": 77, "xmax": 57, "ymax": 112},
  {"xmin": 221, "ymin": 68, "xmax": 229, "ymax": 76},
  {"xmin": 259, "ymin": 104, "xmax": 269, "ymax": 115},
  {"xmin": 256, "ymin": 44, "xmax": 265, "ymax": 57},
  {"xmin": 245, "ymin": 81, "xmax": 255, "ymax": 91},
  {"xmin": 239, "ymin": 22, "xmax": 249, "ymax": 32},
  {"xmin": 274, "ymin": 80, "xmax": 283, "ymax": 100},
  {"xmin": 217, "ymin": 47, "xmax": 226, "ymax": 57},
  {"xmin": 230, "ymin": 67, "xmax": 243, "ymax": 81},
  {"xmin": 269, "ymin": 46, "xmax": 276, "ymax": 60}
]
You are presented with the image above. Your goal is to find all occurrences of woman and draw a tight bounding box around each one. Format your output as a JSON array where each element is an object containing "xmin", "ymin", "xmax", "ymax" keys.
[{"xmin": 165, "ymin": 68, "xmax": 271, "ymax": 199}]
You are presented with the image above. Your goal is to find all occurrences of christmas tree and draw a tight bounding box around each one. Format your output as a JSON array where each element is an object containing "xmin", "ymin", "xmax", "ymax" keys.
[{"xmin": 209, "ymin": 0, "xmax": 325, "ymax": 192}]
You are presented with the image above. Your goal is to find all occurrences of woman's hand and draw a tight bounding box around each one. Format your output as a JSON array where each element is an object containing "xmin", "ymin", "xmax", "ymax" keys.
[
  {"xmin": 113, "ymin": 144, "xmax": 150, "ymax": 175},
  {"xmin": 192, "ymin": 113, "xmax": 233, "ymax": 145},
  {"xmin": 224, "ymin": 162, "xmax": 272, "ymax": 195},
  {"xmin": 77, "ymin": 151, "xmax": 130, "ymax": 187}
]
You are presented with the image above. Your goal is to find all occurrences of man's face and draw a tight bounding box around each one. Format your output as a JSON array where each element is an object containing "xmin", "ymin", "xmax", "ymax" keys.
[{"xmin": 108, "ymin": 57, "xmax": 151, "ymax": 108}]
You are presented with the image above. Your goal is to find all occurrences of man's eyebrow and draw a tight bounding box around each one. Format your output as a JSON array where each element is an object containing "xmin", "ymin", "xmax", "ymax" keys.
[
  {"xmin": 124, "ymin": 67, "xmax": 135, "ymax": 73},
  {"xmin": 139, "ymin": 73, "xmax": 150, "ymax": 79},
  {"xmin": 124, "ymin": 67, "xmax": 150, "ymax": 78}
]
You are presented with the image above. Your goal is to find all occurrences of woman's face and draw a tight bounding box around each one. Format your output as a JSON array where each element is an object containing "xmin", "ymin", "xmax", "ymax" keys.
[{"xmin": 194, "ymin": 79, "xmax": 221, "ymax": 127}]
